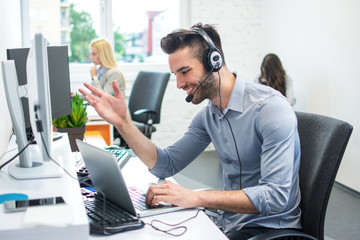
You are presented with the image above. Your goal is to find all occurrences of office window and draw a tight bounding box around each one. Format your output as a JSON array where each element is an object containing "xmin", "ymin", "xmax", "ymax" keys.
[
  {"xmin": 24, "ymin": 0, "xmax": 179, "ymax": 63},
  {"xmin": 111, "ymin": 0, "xmax": 179, "ymax": 63},
  {"xmin": 28, "ymin": 0, "xmax": 61, "ymax": 45}
]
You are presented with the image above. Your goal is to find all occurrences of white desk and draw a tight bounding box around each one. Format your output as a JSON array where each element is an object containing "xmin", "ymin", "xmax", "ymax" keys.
[
  {"xmin": 90, "ymin": 209, "xmax": 226, "ymax": 240},
  {"xmin": 89, "ymin": 157, "xmax": 228, "ymax": 240},
  {"xmin": 0, "ymin": 134, "xmax": 228, "ymax": 240},
  {"xmin": 0, "ymin": 134, "xmax": 88, "ymax": 240}
]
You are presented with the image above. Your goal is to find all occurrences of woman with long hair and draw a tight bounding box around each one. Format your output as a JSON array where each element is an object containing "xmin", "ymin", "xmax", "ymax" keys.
[
  {"xmin": 255, "ymin": 53, "xmax": 296, "ymax": 106},
  {"xmin": 89, "ymin": 38, "xmax": 126, "ymax": 96}
]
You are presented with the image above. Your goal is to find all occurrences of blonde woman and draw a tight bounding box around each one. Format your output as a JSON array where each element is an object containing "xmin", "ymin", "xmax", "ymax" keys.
[{"xmin": 90, "ymin": 38, "xmax": 125, "ymax": 96}]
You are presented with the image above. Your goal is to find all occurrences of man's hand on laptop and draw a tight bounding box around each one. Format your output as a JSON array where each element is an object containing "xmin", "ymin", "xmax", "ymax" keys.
[{"xmin": 146, "ymin": 181, "xmax": 199, "ymax": 208}]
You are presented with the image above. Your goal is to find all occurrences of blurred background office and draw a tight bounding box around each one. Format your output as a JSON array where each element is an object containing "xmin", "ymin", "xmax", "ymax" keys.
[
  {"xmin": 254, "ymin": 53, "xmax": 296, "ymax": 106},
  {"xmin": 1, "ymin": 0, "xmax": 359, "ymax": 224}
]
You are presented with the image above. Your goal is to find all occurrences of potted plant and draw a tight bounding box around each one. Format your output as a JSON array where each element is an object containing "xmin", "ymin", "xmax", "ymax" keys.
[{"xmin": 53, "ymin": 93, "xmax": 88, "ymax": 152}]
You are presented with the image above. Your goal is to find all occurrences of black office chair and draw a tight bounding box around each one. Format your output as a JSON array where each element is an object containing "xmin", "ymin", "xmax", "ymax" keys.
[
  {"xmin": 249, "ymin": 111, "xmax": 353, "ymax": 240},
  {"xmin": 115, "ymin": 71, "xmax": 170, "ymax": 147}
]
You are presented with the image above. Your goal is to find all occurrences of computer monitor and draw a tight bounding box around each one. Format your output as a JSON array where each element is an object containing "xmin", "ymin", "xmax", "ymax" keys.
[
  {"xmin": 1, "ymin": 33, "xmax": 64, "ymax": 179},
  {"xmin": 6, "ymin": 45, "xmax": 72, "ymax": 140}
]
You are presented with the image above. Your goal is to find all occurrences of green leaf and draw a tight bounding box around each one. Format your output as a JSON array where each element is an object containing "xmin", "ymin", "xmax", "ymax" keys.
[{"xmin": 52, "ymin": 93, "xmax": 88, "ymax": 128}]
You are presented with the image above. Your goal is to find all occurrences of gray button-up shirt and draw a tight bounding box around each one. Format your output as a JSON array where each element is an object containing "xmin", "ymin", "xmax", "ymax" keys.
[{"xmin": 150, "ymin": 75, "xmax": 301, "ymax": 232}]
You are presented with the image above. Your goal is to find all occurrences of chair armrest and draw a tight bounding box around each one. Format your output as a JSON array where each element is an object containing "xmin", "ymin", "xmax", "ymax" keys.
[
  {"xmin": 133, "ymin": 109, "xmax": 157, "ymax": 138},
  {"xmin": 134, "ymin": 109, "xmax": 157, "ymax": 125},
  {"xmin": 134, "ymin": 109, "xmax": 156, "ymax": 117},
  {"xmin": 248, "ymin": 229, "xmax": 317, "ymax": 240}
]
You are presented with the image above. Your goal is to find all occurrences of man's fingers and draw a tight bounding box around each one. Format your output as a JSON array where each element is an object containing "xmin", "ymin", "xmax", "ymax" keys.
[
  {"xmin": 112, "ymin": 80, "xmax": 124, "ymax": 99},
  {"xmin": 83, "ymin": 82, "xmax": 103, "ymax": 97},
  {"xmin": 145, "ymin": 182, "xmax": 174, "ymax": 205},
  {"xmin": 78, "ymin": 88, "xmax": 95, "ymax": 102}
]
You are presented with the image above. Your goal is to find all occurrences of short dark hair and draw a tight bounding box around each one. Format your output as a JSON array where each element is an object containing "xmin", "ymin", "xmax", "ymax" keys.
[{"xmin": 160, "ymin": 23, "xmax": 226, "ymax": 66}]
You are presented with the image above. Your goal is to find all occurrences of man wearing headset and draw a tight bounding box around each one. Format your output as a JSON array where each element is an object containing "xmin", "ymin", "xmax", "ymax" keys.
[{"xmin": 79, "ymin": 23, "xmax": 301, "ymax": 239}]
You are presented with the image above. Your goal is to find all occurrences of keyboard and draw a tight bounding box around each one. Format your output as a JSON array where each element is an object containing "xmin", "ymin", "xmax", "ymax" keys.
[
  {"xmin": 76, "ymin": 146, "xmax": 131, "ymax": 177},
  {"xmin": 81, "ymin": 188, "xmax": 144, "ymax": 235},
  {"xmin": 128, "ymin": 186, "xmax": 150, "ymax": 211},
  {"xmin": 128, "ymin": 186, "xmax": 172, "ymax": 211},
  {"xmin": 103, "ymin": 146, "xmax": 131, "ymax": 168}
]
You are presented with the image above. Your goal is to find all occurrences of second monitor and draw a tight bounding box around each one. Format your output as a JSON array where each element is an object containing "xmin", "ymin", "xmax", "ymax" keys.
[{"xmin": 7, "ymin": 46, "xmax": 72, "ymax": 140}]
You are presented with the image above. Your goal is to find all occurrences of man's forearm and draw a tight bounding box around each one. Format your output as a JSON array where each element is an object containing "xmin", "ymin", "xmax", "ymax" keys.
[
  {"xmin": 115, "ymin": 116, "xmax": 158, "ymax": 169},
  {"xmin": 195, "ymin": 189, "xmax": 259, "ymax": 214}
]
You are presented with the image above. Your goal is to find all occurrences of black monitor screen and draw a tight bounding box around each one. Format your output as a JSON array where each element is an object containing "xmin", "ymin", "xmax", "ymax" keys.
[{"xmin": 7, "ymin": 46, "xmax": 72, "ymax": 139}]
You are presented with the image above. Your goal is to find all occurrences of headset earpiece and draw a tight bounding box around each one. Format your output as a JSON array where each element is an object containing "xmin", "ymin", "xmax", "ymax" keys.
[
  {"xmin": 192, "ymin": 28, "xmax": 223, "ymax": 72},
  {"xmin": 203, "ymin": 48, "xmax": 223, "ymax": 72}
]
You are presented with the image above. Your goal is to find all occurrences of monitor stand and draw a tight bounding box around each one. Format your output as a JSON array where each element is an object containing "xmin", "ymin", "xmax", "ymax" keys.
[{"xmin": 8, "ymin": 148, "xmax": 64, "ymax": 180}]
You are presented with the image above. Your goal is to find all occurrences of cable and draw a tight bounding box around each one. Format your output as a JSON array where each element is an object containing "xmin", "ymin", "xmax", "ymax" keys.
[
  {"xmin": 0, "ymin": 147, "xmax": 16, "ymax": 163},
  {"xmin": 31, "ymin": 105, "xmax": 78, "ymax": 180},
  {"xmin": 0, "ymin": 128, "xmax": 76, "ymax": 181},
  {"xmin": 0, "ymin": 134, "xmax": 17, "ymax": 163},
  {"xmin": 0, "ymin": 136, "xmax": 35, "ymax": 170},
  {"xmin": 144, "ymin": 209, "xmax": 202, "ymax": 236},
  {"xmin": 217, "ymin": 71, "xmax": 243, "ymax": 189},
  {"xmin": 38, "ymin": 131, "xmax": 78, "ymax": 180},
  {"xmin": 9, "ymin": 129, "xmax": 15, "ymax": 142}
]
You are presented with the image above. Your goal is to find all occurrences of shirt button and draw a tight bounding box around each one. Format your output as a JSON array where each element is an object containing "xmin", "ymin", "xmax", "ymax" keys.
[{"xmin": 224, "ymin": 138, "xmax": 227, "ymax": 143}]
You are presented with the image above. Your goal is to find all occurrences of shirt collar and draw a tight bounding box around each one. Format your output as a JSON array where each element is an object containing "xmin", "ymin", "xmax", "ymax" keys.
[
  {"xmin": 210, "ymin": 74, "xmax": 245, "ymax": 116},
  {"xmin": 98, "ymin": 66, "xmax": 106, "ymax": 79}
]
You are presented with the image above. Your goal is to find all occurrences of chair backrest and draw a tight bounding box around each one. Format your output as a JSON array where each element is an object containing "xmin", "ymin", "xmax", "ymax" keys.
[
  {"xmin": 128, "ymin": 71, "xmax": 170, "ymax": 124},
  {"xmin": 295, "ymin": 111, "xmax": 353, "ymax": 240}
]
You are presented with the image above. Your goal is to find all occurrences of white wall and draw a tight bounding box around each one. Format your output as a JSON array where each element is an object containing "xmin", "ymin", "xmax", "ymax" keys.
[
  {"xmin": 0, "ymin": 0, "xmax": 22, "ymax": 156},
  {"xmin": 258, "ymin": 0, "xmax": 360, "ymax": 192},
  {"xmin": 189, "ymin": 0, "xmax": 262, "ymax": 81},
  {"xmin": 189, "ymin": 0, "xmax": 359, "ymax": 191}
]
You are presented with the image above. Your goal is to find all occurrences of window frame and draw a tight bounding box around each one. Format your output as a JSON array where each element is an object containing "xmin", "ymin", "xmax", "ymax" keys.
[{"xmin": 21, "ymin": 0, "xmax": 189, "ymax": 49}]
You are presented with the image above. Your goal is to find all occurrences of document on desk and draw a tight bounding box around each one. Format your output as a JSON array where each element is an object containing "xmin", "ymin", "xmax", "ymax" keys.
[{"xmin": 22, "ymin": 204, "xmax": 74, "ymax": 227}]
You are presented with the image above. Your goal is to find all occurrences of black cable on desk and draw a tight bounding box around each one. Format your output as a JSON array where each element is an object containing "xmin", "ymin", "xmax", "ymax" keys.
[
  {"xmin": 0, "ymin": 136, "xmax": 35, "ymax": 170},
  {"xmin": 144, "ymin": 209, "xmax": 202, "ymax": 236}
]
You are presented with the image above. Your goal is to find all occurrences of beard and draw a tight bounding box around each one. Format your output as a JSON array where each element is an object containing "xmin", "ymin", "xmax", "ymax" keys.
[{"xmin": 191, "ymin": 71, "xmax": 218, "ymax": 104}]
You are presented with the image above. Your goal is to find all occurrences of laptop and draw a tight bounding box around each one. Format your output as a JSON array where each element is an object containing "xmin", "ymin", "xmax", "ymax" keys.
[{"xmin": 76, "ymin": 139, "xmax": 183, "ymax": 218}]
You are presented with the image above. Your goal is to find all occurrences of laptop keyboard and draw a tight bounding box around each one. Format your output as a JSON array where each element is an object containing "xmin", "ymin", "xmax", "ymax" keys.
[
  {"xmin": 128, "ymin": 186, "xmax": 172, "ymax": 211},
  {"xmin": 81, "ymin": 188, "xmax": 144, "ymax": 235},
  {"xmin": 128, "ymin": 186, "xmax": 149, "ymax": 211}
]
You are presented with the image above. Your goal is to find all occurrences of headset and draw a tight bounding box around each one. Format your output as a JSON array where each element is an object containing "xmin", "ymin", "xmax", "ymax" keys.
[
  {"xmin": 191, "ymin": 28, "xmax": 223, "ymax": 72},
  {"xmin": 191, "ymin": 28, "xmax": 242, "ymax": 189}
]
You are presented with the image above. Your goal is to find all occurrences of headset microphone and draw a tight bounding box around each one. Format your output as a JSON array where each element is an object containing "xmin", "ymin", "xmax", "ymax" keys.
[
  {"xmin": 185, "ymin": 64, "xmax": 217, "ymax": 103},
  {"xmin": 185, "ymin": 93, "xmax": 195, "ymax": 103}
]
